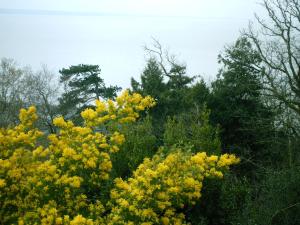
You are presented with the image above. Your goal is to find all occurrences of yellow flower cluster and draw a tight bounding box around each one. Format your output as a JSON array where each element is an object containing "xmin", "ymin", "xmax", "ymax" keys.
[
  {"xmin": 81, "ymin": 90, "xmax": 156, "ymax": 127},
  {"xmin": 107, "ymin": 149, "xmax": 239, "ymax": 224},
  {"xmin": 0, "ymin": 106, "xmax": 45, "ymax": 224},
  {"xmin": 0, "ymin": 91, "xmax": 155, "ymax": 224},
  {"xmin": 0, "ymin": 91, "xmax": 239, "ymax": 225}
]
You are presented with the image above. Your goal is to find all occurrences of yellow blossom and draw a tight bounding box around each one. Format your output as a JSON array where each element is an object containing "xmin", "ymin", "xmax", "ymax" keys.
[{"xmin": 0, "ymin": 179, "xmax": 6, "ymax": 188}]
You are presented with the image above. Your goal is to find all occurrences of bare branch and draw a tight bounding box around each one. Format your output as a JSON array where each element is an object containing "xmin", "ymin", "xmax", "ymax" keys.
[{"xmin": 144, "ymin": 38, "xmax": 171, "ymax": 78}]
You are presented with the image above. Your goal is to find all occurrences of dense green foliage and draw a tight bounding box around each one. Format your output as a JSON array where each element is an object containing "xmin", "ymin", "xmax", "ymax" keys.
[
  {"xmin": 111, "ymin": 116, "xmax": 157, "ymax": 179},
  {"xmin": 208, "ymin": 38, "xmax": 277, "ymax": 174}
]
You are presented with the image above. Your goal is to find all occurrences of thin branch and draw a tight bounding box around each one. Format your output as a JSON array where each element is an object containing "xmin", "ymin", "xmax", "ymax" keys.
[{"xmin": 270, "ymin": 202, "xmax": 300, "ymax": 224}]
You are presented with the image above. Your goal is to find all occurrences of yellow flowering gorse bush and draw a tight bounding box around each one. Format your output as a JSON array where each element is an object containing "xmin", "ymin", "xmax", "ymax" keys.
[
  {"xmin": 0, "ymin": 91, "xmax": 239, "ymax": 225},
  {"xmin": 107, "ymin": 150, "xmax": 239, "ymax": 225}
]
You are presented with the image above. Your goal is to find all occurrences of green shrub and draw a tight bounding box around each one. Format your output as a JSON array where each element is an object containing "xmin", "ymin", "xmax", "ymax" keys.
[{"xmin": 111, "ymin": 116, "xmax": 157, "ymax": 179}]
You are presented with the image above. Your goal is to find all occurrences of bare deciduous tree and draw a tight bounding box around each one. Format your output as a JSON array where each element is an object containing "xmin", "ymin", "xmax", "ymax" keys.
[
  {"xmin": 0, "ymin": 58, "xmax": 25, "ymax": 126},
  {"xmin": 244, "ymin": 0, "xmax": 300, "ymax": 115},
  {"xmin": 144, "ymin": 38, "xmax": 195, "ymax": 89},
  {"xmin": 23, "ymin": 65, "xmax": 61, "ymax": 133},
  {"xmin": 0, "ymin": 58, "xmax": 61, "ymax": 132}
]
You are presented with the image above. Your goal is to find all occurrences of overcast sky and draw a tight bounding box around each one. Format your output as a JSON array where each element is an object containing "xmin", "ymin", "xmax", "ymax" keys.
[{"xmin": 0, "ymin": 0, "xmax": 265, "ymax": 88}]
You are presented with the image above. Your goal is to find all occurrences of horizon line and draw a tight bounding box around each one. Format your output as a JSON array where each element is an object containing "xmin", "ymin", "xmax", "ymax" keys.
[{"xmin": 0, "ymin": 8, "xmax": 248, "ymax": 21}]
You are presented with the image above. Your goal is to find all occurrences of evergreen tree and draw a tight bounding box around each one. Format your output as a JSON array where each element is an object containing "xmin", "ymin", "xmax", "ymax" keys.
[
  {"xmin": 131, "ymin": 54, "xmax": 204, "ymax": 137},
  {"xmin": 131, "ymin": 57, "xmax": 165, "ymax": 99},
  {"xmin": 209, "ymin": 37, "xmax": 275, "ymax": 165},
  {"xmin": 58, "ymin": 64, "xmax": 121, "ymax": 123}
]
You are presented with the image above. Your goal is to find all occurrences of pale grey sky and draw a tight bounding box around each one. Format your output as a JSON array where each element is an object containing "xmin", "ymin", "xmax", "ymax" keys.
[{"xmin": 0, "ymin": 0, "xmax": 264, "ymax": 88}]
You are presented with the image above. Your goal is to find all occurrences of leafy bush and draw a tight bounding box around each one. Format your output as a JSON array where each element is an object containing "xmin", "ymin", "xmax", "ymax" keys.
[
  {"xmin": 237, "ymin": 167, "xmax": 300, "ymax": 225},
  {"xmin": 108, "ymin": 148, "xmax": 240, "ymax": 224},
  {"xmin": 163, "ymin": 107, "xmax": 221, "ymax": 155},
  {"xmin": 111, "ymin": 116, "xmax": 157, "ymax": 179},
  {"xmin": 187, "ymin": 173, "xmax": 250, "ymax": 225}
]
